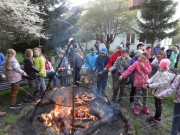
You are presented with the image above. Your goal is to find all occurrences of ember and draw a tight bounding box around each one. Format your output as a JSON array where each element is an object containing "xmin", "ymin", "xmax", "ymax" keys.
[{"xmin": 41, "ymin": 92, "xmax": 98, "ymax": 133}]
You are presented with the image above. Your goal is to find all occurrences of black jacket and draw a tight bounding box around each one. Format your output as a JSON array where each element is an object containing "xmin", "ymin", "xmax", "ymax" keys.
[{"xmin": 24, "ymin": 58, "xmax": 40, "ymax": 79}]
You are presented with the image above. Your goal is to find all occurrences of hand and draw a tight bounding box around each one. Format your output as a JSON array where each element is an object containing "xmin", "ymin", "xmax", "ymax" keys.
[
  {"xmin": 98, "ymin": 71, "xmax": 102, "ymax": 74},
  {"xmin": 140, "ymin": 62, "xmax": 144, "ymax": 67},
  {"xmin": 109, "ymin": 68, "xmax": 112, "ymax": 72},
  {"xmin": 23, "ymin": 72, "xmax": 27, "ymax": 76},
  {"xmin": 39, "ymin": 71, "xmax": 42, "ymax": 75},
  {"xmin": 119, "ymin": 76, "xmax": 123, "ymax": 80},
  {"xmin": 104, "ymin": 68, "xmax": 107, "ymax": 71},
  {"xmin": 1, "ymin": 74, "xmax": 6, "ymax": 78},
  {"xmin": 58, "ymin": 68, "xmax": 63, "ymax": 71},
  {"xmin": 121, "ymin": 56, "xmax": 125, "ymax": 60},
  {"xmin": 156, "ymin": 94, "xmax": 163, "ymax": 99},
  {"xmin": 143, "ymin": 84, "xmax": 148, "ymax": 89}
]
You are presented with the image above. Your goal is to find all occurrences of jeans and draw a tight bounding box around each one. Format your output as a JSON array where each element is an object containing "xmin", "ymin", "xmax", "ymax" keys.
[
  {"xmin": 59, "ymin": 75, "xmax": 67, "ymax": 86},
  {"xmin": 96, "ymin": 72, "xmax": 108, "ymax": 96},
  {"xmin": 35, "ymin": 76, "xmax": 46, "ymax": 92},
  {"xmin": 170, "ymin": 103, "xmax": 180, "ymax": 135},
  {"xmin": 134, "ymin": 88, "xmax": 148, "ymax": 108},
  {"xmin": 46, "ymin": 71, "xmax": 58, "ymax": 88}
]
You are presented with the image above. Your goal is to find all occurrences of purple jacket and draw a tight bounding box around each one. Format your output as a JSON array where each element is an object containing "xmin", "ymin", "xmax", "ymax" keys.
[{"xmin": 152, "ymin": 46, "xmax": 160, "ymax": 56}]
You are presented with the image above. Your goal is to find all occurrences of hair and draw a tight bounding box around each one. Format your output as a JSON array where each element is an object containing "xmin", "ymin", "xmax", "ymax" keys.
[
  {"xmin": 173, "ymin": 46, "xmax": 178, "ymax": 53},
  {"xmin": 5, "ymin": 49, "xmax": 16, "ymax": 70},
  {"xmin": 25, "ymin": 49, "xmax": 33, "ymax": 58},
  {"xmin": 142, "ymin": 52, "xmax": 149, "ymax": 59},
  {"xmin": 33, "ymin": 47, "xmax": 42, "ymax": 56}
]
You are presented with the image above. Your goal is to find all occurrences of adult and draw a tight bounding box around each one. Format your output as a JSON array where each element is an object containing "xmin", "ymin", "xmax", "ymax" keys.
[
  {"xmin": 166, "ymin": 45, "xmax": 173, "ymax": 59},
  {"xmin": 170, "ymin": 46, "xmax": 179, "ymax": 68},
  {"xmin": 94, "ymin": 40, "xmax": 100, "ymax": 54},
  {"xmin": 129, "ymin": 42, "xmax": 144, "ymax": 58},
  {"xmin": 174, "ymin": 45, "xmax": 180, "ymax": 68},
  {"xmin": 152, "ymin": 43, "xmax": 161, "ymax": 58},
  {"xmin": 145, "ymin": 46, "xmax": 152, "ymax": 60},
  {"xmin": 0, "ymin": 51, "xmax": 5, "ymax": 67}
]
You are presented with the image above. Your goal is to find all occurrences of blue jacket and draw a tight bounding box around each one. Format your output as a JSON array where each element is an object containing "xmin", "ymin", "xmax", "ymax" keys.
[
  {"xmin": 95, "ymin": 55, "xmax": 109, "ymax": 72},
  {"xmin": 0, "ymin": 53, "xmax": 5, "ymax": 67},
  {"xmin": 0, "ymin": 73, "xmax": 3, "ymax": 78},
  {"xmin": 84, "ymin": 53, "xmax": 98, "ymax": 71}
]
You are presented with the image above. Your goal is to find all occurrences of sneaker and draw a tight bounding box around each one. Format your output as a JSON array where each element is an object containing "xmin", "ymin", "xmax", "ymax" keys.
[
  {"xmin": 142, "ymin": 106, "xmax": 150, "ymax": 115},
  {"xmin": 147, "ymin": 117, "xmax": 160, "ymax": 124},
  {"xmin": 138, "ymin": 101, "xmax": 143, "ymax": 107},
  {"xmin": 134, "ymin": 107, "xmax": 140, "ymax": 115},
  {"xmin": 130, "ymin": 102, "xmax": 135, "ymax": 109},
  {"xmin": 10, "ymin": 104, "xmax": 21, "ymax": 109}
]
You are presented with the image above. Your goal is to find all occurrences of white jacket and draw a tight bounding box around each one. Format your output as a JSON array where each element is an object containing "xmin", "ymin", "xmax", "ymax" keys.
[{"xmin": 147, "ymin": 69, "xmax": 175, "ymax": 96}]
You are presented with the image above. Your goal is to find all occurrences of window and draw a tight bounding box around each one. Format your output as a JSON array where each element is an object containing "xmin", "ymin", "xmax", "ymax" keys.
[{"xmin": 127, "ymin": 33, "xmax": 135, "ymax": 44}]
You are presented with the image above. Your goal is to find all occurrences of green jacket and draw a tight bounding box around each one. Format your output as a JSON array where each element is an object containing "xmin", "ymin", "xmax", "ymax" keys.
[{"xmin": 33, "ymin": 56, "xmax": 46, "ymax": 77}]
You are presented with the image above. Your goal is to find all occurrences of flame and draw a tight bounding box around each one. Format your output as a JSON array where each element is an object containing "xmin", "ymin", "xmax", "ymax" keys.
[{"xmin": 41, "ymin": 92, "xmax": 97, "ymax": 133}]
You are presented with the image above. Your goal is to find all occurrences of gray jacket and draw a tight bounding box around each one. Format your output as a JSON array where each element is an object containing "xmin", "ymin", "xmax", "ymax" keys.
[{"xmin": 111, "ymin": 56, "xmax": 131, "ymax": 74}]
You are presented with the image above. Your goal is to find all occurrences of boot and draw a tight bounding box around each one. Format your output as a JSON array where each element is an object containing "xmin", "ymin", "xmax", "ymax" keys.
[{"xmin": 10, "ymin": 83, "xmax": 20, "ymax": 107}]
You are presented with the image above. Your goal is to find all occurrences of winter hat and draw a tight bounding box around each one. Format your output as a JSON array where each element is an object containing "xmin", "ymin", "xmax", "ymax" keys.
[
  {"xmin": 90, "ymin": 47, "xmax": 96, "ymax": 52},
  {"xmin": 159, "ymin": 59, "xmax": 171, "ymax": 69},
  {"xmin": 134, "ymin": 50, "xmax": 143, "ymax": 57},
  {"xmin": 57, "ymin": 49, "xmax": 65, "ymax": 55},
  {"xmin": 122, "ymin": 47, "xmax": 129, "ymax": 53},
  {"xmin": 117, "ymin": 45, "xmax": 123, "ymax": 49},
  {"xmin": 100, "ymin": 48, "xmax": 107, "ymax": 54}
]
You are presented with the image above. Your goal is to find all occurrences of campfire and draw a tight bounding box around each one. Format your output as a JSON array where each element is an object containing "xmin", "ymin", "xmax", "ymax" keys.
[{"xmin": 41, "ymin": 92, "xmax": 98, "ymax": 133}]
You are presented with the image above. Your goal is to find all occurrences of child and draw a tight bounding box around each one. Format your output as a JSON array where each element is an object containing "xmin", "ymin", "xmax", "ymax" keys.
[
  {"xmin": 119, "ymin": 52, "xmax": 152, "ymax": 115},
  {"xmin": 95, "ymin": 48, "xmax": 109, "ymax": 96},
  {"xmin": 144, "ymin": 59, "xmax": 175, "ymax": 124},
  {"xmin": 56, "ymin": 50, "xmax": 68, "ymax": 87},
  {"xmin": 109, "ymin": 48, "xmax": 131, "ymax": 103},
  {"xmin": 157, "ymin": 75, "xmax": 180, "ymax": 135},
  {"xmin": 73, "ymin": 49, "xmax": 84, "ymax": 86},
  {"xmin": 24, "ymin": 49, "xmax": 41, "ymax": 102},
  {"xmin": 45, "ymin": 55, "xmax": 58, "ymax": 91},
  {"xmin": 33, "ymin": 47, "xmax": 46, "ymax": 96},
  {"xmin": 5, "ymin": 49, "xmax": 27, "ymax": 108}
]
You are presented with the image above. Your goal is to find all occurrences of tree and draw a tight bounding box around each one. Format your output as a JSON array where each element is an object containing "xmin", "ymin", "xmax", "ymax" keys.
[
  {"xmin": 78, "ymin": 0, "xmax": 135, "ymax": 52},
  {"xmin": 0, "ymin": 0, "xmax": 45, "ymax": 38},
  {"xmin": 137, "ymin": 0, "xmax": 179, "ymax": 47}
]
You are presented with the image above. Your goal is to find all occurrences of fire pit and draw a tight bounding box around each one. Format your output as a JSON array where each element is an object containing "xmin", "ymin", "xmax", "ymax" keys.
[
  {"xmin": 6, "ymin": 87, "xmax": 128, "ymax": 135},
  {"xmin": 37, "ymin": 87, "xmax": 119, "ymax": 134}
]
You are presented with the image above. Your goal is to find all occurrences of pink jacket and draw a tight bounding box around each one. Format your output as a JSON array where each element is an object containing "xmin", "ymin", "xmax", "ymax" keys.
[{"xmin": 121, "ymin": 60, "xmax": 152, "ymax": 88}]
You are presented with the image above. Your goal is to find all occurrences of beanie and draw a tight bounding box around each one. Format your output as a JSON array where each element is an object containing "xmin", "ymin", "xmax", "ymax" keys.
[
  {"xmin": 134, "ymin": 50, "xmax": 143, "ymax": 57},
  {"xmin": 159, "ymin": 59, "xmax": 171, "ymax": 69}
]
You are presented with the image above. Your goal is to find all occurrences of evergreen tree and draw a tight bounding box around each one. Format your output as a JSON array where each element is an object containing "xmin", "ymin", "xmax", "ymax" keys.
[{"xmin": 137, "ymin": 0, "xmax": 179, "ymax": 47}]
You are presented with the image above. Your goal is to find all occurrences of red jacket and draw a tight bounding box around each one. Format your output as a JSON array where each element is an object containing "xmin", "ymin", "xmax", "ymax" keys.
[{"xmin": 105, "ymin": 50, "xmax": 121, "ymax": 69}]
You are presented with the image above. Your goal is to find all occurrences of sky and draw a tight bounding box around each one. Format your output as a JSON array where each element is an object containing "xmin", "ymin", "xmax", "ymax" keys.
[{"xmin": 70, "ymin": 0, "xmax": 180, "ymax": 19}]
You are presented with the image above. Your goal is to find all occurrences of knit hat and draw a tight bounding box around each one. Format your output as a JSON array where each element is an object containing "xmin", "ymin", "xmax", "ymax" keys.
[
  {"xmin": 57, "ymin": 49, "xmax": 65, "ymax": 55},
  {"xmin": 90, "ymin": 47, "xmax": 96, "ymax": 52},
  {"xmin": 122, "ymin": 47, "xmax": 129, "ymax": 53},
  {"xmin": 100, "ymin": 48, "xmax": 107, "ymax": 54},
  {"xmin": 117, "ymin": 45, "xmax": 123, "ymax": 49},
  {"xmin": 159, "ymin": 59, "xmax": 171, "ymax": 69},
  {"xmin": 134, "ymin": 50, "xmax": 143, "ymax": 57}
]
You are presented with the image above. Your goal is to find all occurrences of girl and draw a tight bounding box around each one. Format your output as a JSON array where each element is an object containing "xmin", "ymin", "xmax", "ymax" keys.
[
  {"xmin": 24, "ymin": 49, "xmax": 41, "ymax": 102},
  {"xmin": 119, "ymin": 52, "xmax": 152, "ymax": 115},
  {"xmin": 33, "ymin": 47, "xmax": 46, "ymax": 96},
  {"xmin": 144, "ymin": 59, "xmax": 175, "ymax": 124},
  {"xmin": 157, "ymin": 75, "xmax": 180, "ymax": 135},
  {"xmin": 5, "ymin": 49, "xmax": 27, "ymax": 109}
]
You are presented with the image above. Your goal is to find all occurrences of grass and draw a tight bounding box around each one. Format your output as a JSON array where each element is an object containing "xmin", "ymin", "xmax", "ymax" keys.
[
  {"xmin": 0, "ymin": 129, "xmax": 7, "ymax": 135},
  {"xmin": 2, "ymin": 113, "xmax": 16, "ymax": 126},
  {"xmin": 16, "ymin": 52, "xmax": 24, "ymax": 65},
  {"xmin": 134, "ymin": 121, "xmax": 141, "ymax": 135}
]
